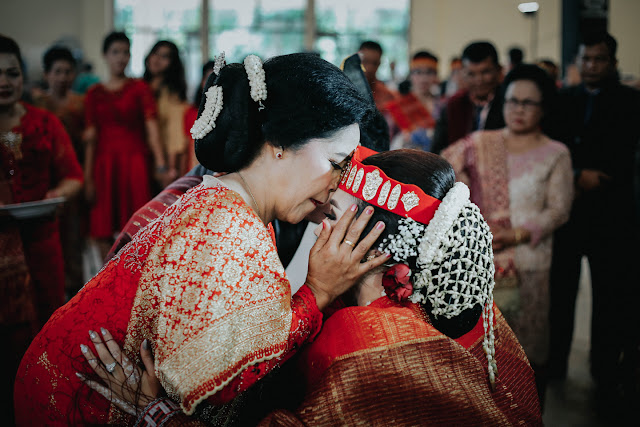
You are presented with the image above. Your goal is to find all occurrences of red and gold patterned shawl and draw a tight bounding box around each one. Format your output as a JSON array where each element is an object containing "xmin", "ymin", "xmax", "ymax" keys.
[
  {"xmin": 384, "ymin": 92, "xmax": 436, "ymax": 132},
  {"xmin": 259, "ymin": 298, "xmax": 541, "ymax": 426},
  {"xmin": 441, "ymin": 130, "xmax": 518, "ymax": 284},
  {"xmin": 117, "ymin": 175, "xmax": 293, "ymax": 417}
]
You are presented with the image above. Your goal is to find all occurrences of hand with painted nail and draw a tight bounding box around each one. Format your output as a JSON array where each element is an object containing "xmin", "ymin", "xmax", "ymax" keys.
[
  {"xmin": 305, "ymin": 202, "xmax": 389, "ymax": 311},
  {"xmin": 78, "ymin": 328, "xmax": 163, "ymax": 414}
]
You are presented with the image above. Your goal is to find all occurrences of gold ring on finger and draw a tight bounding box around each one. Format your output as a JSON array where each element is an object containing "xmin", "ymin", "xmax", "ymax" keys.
[{"xmin": 343, "ymin": 239, "xmax": 356, "ymax": 248}]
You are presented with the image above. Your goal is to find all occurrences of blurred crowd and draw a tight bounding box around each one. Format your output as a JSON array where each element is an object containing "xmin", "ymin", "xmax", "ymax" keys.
[{"xmin": 1, "ymin": 27, "xmax": 639, "ymax": 422}]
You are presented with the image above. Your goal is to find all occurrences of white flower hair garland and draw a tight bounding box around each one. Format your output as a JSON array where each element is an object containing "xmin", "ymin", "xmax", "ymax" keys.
[
  {"xmin": 213, "ymin": 52, "xmax": 226, "ymax": 75},
  {"xmin": 243, "ymin": 54, "xmax": 267, "ymax": 110},
  {"xmin": 379, "ymin": 217, "xmax": 425, "ymax": 262},
  {"xmin": 190, "ymin": 85, "xmax": 224, "ymax": 140}
]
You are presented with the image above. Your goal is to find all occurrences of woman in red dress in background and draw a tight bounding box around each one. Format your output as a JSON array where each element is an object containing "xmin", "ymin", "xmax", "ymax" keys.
[
  {"xmin": 0, "ymin": 35, "xmax": 83, "ymax": 423},
  {"xmin": 84, "ymin": 32, "xmax": 166, "ymax": 260}
]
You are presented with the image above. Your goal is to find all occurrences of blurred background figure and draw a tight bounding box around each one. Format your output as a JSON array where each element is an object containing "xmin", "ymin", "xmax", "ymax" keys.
[
  {"xmin": 431, "ymin": 41, "xmax": 504, "ymax": 154},
  {"xmin": 71, "ymin": 61, "xmax": 100, "ymax": 94},
  {"xmin": 537, "ymin": 59, "xmax": 562, "ymax": 88},
  {"xmin": 385, "ymin": 50, "xmax": 441, "ymax": 151},
  {"xmin": 0, "ymin": 34, "xmax": 82, "ymax": 423},
  {"xmin": 358, "ymin": 40, "xmax": 398, "ymax": 113},
  {"xmin": 442, "ymin": 64, "xmax": 573, "ymax": 405},
  {"xmin": 83, "ymin": 32, "xmax": 165, "ymax": 261},
  {"xmin": 507, "ymin": 46, "xmax": 524, "ymax": 72},
  {"xmin": 440, "ymin": 57, "xmax": 465, "ymax": 99},
  {"xmin": 143, "ymin": 40, "xmax": 192, "ymax": 180},
  {"xmin": 31, "ymin": 45, "xmax": 87, "ymax": 296},
  {"xmin": 548, "ymin": 31, "xmax": 640, "ymax": 416}
]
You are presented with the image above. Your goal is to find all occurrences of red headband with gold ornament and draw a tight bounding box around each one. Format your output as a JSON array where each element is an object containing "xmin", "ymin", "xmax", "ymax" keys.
[{"xmin": 339, "ymin": 147, "xmax": 442, "ymax": 225}]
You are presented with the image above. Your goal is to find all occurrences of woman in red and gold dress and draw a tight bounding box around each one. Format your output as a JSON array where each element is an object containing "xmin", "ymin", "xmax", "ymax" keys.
[
  {"xmin": 0, "ymin": 35, "xmax": 82, "ymax": 423},
  {"xmin": 83, "ymin": 32, "xmax": 166, "ymax": 260},
  {"xmin": 15, "ymin": 53, "xmax": 389, "ymax": 425},
  {"xmin": 79, "ymin": 148, "xmax": 542, "ymax": 426}
]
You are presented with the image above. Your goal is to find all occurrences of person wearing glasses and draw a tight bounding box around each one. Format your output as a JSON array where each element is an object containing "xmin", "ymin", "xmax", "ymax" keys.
[
  {"xmin": 385, "ymin": 51, "xmax": 442, "ymax": 151},
  {"xmin": 441, "ymin": 64, "xmax": 574, "ymax": 404}
]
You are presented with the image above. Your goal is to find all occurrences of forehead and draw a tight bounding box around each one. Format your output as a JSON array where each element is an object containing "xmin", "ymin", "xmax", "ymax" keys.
[
  {"xmin": 0, "ymin": 53, "xmax": 21, "ymax": 69},
  {"xmin": 359, "ymin": 48, "xmax": 381, "ymax": 60},
  {"xmin": 155, "ymin": 45, "xmax": 172, "ymax": 56},
  {"xmin": 332, "ymin": 188, "xmax": 358, "ymax": 210},
  {"xmin": 579, "ymin": 43, "xmax": 611, "ymax": 58},
  {"xmin": 107, "ymin": 41, "xmax": 130, "ymax": 52},
  {"xmin": 463, "ymin": 57, "xmax": 496, "ymax": 71},
  {"xmin": 50, "ymin": 59, "xmax": 74, "ymax": 70},
  {"xmin": 304, "ymin": 124, "xmax": 360, "ymax": 156},
  {"xmin": 506, "ymin": 79, "xmax": 541, "ymax": 98}
]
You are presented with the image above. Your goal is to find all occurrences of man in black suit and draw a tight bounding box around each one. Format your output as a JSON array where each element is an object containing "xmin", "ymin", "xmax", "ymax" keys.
[
  {"xmin": 548, "ymin": 31, "xmax": 640, "ymax": 410},
  {"xmin": 430, "ymin": 41, "xmax": 504, "ymax": 154}
]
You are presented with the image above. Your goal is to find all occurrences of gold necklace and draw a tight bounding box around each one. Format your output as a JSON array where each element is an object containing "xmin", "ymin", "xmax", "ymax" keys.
[{"xmin": 237, "ymin": 172, "xmax": 262, "ymax": 220}]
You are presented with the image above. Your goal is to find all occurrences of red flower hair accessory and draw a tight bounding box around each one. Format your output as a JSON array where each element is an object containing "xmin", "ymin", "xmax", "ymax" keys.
[
  {"xmin": 339, "ymin": 146, "xmax": 441, "ymax": 225},
  {"xmin": 382, "ymin": 263, "xmax": 413, "ymax": 302}
]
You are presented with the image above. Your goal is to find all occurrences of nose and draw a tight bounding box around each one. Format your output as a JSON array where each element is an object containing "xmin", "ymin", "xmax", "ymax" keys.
[{"xmin": 329, "ymin": 170, "xmax": 342, "ymax": 192}]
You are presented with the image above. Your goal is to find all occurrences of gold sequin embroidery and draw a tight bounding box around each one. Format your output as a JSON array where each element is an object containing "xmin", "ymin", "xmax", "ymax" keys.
[
  {"xmin": 387, "ymin": 184, "xmax": 402, "ymax": 210},
  {"xmin": 377, "ymin": 181, "xmax": 391, "ymax": 206},
  {"xmin": 401, "ymin": 191, "xmax": 421, "ymax": 212},
  {"xmin": 352, "ymin": 168, "xmax": 365, "ymax": 193},
  {"xmin": 362, "ymin": 170, "xmax": 383, "ymax": 201}
]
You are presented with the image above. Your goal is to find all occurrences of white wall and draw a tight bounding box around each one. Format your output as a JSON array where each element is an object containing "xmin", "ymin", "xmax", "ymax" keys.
[
  {"xmin": 610, "ymin": 0, "xmax": 640, "ymax": 79},
  {"xmin": 409, "ymin": 0, "xmax": 562, "ymax": 77}
]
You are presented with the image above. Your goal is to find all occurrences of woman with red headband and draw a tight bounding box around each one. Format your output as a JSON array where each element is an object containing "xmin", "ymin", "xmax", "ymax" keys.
[{"xmin": 79, "ymin": 148, "xmax": 542, "ymax": 426}]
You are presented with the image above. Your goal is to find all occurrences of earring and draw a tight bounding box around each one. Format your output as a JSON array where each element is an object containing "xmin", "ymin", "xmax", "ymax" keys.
[{"xmin": 276, "ymin": 152, "xmax": 283, "ymax": 159}]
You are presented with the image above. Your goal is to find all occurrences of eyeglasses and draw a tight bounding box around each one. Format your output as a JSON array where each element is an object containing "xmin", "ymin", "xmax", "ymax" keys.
[{"xmin": 504, "ymin": 97, "xmax": 541, "ymax": 111}]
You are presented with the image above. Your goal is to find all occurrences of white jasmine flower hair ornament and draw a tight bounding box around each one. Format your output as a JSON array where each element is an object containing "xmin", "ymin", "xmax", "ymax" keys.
[
  {"xmin": 190, "ymin": 85, "xmax": 223, "ymax": 140},
  {"xmin": 213, "ymin": 51, "xmax": 226, "ymax": 75},
  {"xmin": 243, "ymin": 54, "xmax": 267, "ymax": 110}
]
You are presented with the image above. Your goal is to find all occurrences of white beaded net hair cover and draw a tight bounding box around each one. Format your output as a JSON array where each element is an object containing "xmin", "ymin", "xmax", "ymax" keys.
[{"xmin": 412, "ymin": 182, "xmax": 498, "ymax": 387}]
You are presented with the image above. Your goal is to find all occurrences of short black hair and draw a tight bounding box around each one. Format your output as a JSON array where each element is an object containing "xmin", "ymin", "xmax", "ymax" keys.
[
  {"xmin": 581, "ymin": 31, "xmax": 617, "ymax": 60},
  {"xmin": 462, "ymin": 41, "xmax": 499, "ymax": 66},
  {"xmin": 359, "ymin": 41, "xmax": 383, "ymax": 55},
  {"xmin": 43, "ymin": 46, "xmax": 76, "ymax": 72},
  {"xmin": 0, "ymin": 34, "xmax": 24, "ymax": 72},
  {"xmin": 508, "ymin": 47, "xmax": 524, "ymax": 65},
  {"xmin": 102, "ymin": 31, "xmax": 130, "ymax": 54},
  {"xmin": 412, "ymin": 50, "xmax": 438, "ymax": 63},
  {"xmin": 195, "ymin": 53, "xmax": 372, "ymax": 172},
  {"xmin": 501, "ymin": 64, "xmax": 557, "ymax": 130}
]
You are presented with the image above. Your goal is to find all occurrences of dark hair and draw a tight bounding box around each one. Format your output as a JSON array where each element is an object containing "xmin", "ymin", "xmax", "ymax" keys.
[
  {"xmin": 102, "ymin": 31, "xmax": 130, "ymax": 54},
  {"xmin": 195, "ymin": 53, "xmax": 372, "ymax": 172},
  {"xmin": 359, "ymin": 41, "xmax": 383, "ymax": 55},
  {"xmin": 355, "ymin": 150, "xmax": 480, "ymax": 336},
  {"xmin": 501, "ymin": 63, "xmax": 557, "ymax": 118},
  {"xmin": 581, "ymin": 31, "xmax": 617, "ymax": 60},
  {"xmin": 43, "ymin": 46, "xmax": 76, "ymax": 72},
  {"xmin": 359, "ymin": 108, "xmax": 390, "ymax": 152},
  {"xmin": 412, "ymin": 50, "xmax": 438, "ymax": 63},
  {"xmin": 143, "ymin": 40, "xmax": 187, "ymax": 101},
  {"xmin": 0, "ymin": 34, "xmax": 24, "ymax": 72},
  {"xmin": 194, "ymin": 59, "xmax": 215, "ymax": 106},
  {"xmin": 508, "ymin": 47, "xmax": 524, "ymax": 66},
  {"xmin": 462, "ymin": 41, "xmax": 499, "ymax": 66}
]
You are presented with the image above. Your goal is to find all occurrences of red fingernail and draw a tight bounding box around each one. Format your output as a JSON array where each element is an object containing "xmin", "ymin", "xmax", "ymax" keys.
[
  {"xmin": 350, "ymin": 204, "xmax": 358, "ymax": 212},
  {"xmin": 376, "ymin": 221, "xmax": 385, "ymax": 230},
  {"xmin": 322, "ymin": 220, "xmax": 326, "ymax": 229},
  {"xmin": 385, "ymin": 252, "xmax": 392, "ymax": 257},
  {"xmin": 365, "ymin": 207, "xmax": 374, "ymax": 215}
]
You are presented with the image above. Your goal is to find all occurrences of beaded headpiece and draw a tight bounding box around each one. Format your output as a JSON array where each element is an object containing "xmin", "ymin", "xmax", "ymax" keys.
[{"xmin": 340, "ymin": 147, "xmax": 497, "ymax": 389}]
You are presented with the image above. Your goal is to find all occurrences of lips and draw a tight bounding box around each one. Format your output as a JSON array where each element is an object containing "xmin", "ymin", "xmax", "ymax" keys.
[{"xmin": 310, "ymin": 198, "xmax": 324, "ymax": 207}]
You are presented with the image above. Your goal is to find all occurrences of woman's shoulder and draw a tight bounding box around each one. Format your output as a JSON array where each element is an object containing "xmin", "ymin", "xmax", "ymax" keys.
[{"xmin": 20, "ymin": 102, "xmax": 63, "ymax": 131}]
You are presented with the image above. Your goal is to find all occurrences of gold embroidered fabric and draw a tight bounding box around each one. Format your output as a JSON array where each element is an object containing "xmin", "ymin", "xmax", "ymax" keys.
[{"xmin": 123, "ymin": 177, "xmax": 293, "ymax": 415}]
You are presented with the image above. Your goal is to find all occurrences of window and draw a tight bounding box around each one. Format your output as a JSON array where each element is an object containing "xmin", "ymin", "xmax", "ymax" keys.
[{"xmin": 113, "ymin": 0, "xmax": 409, "ymax": 97}]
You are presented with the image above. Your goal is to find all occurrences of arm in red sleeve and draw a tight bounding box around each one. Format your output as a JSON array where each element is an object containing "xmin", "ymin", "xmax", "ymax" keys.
[{"xmin": 207, "ymin": 283, "xmax": 322, "ymax": 405}]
